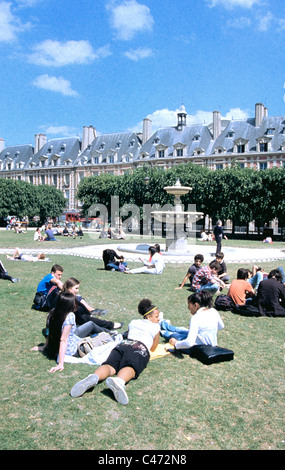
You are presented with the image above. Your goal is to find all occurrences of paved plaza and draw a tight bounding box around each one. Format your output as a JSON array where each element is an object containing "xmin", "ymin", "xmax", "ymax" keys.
[{"xmin": 1, "ymin": 240, "xmax": 285, "ymax": 265}]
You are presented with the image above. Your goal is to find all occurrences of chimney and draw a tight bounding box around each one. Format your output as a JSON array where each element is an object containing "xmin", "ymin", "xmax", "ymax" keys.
[
  {"xmin": 0, "ymin": 138, "xmax": 5, "ymax": 153},
  {"xmin": 255, "ymin": 103, "xmax": 265, "ymax": 127},
  {"xmin": 34, "ymin": 133, "xmax": 47, "ymax": 154},
  {"xmin": 213, "ymin": 110, "xmax": 221, "ymax": 139},
  {"xmin": 142, "ymin": 118, "xmax": 152, "ymax": 144},
  {"xmin": 82, "ymin": 125, "xmax": 96, "ymax": 150}
]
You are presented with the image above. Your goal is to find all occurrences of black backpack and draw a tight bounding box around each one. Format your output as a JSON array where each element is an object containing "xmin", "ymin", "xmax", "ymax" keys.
[{"xmin": 214, "ymin": 294, "xmax": 235, "ymax": 311}]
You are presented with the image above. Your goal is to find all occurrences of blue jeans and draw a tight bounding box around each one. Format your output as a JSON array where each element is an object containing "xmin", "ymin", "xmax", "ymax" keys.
[
  {"xmin": 277, "ymin": 266, "xmax": 285, "ymax": 283},
  {"xmin": 160, "ymin": 320, "xmax": 188, "ymax": 341},
  {"xmin": 197, "ymin": 282, "xmax": 219, "ymax": 293},
  {"xmin": 75, "ymin": 321, "xmax": 109, "ymax": 337},
  {"xmin": 107, "ymin": 262, "xmax": 127, "ymax": 271},
  {"xmin": 248, "ymin": 272, "xmax": 263, "ymax": 290}
]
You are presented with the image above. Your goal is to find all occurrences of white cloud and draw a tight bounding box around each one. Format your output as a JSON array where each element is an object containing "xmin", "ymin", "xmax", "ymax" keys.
[
  {"xmin": 206, "ymin": 0, "xmax": 261, "ymax": 8},
  {"xmin": 40, "ymin": 125, "xmax": 78, "ymax": 136},
  {"xmin": 131, "ymin": 107, "xmax": 249, "ymax": 133},
  {"xmin": 124, "ymin": 47, "xmax": 153, "ymax": 61},
  {"xmin": 27, "ymin": 40, "xmax": 111, "ymax": 66},
  {"xmin": 32, "ymin": 74, "xmax": 78, "ymax": 96},
  {"xmin": 106, "ymin": 0, "xmax": 154, "ymax": 40},
  {"xmin": 0, "ymin": 1, "xmax": 31, "ymax": 42},
  {"xmin": 226, "ymin": 16, "xmax": 251, "ymax": 29}
]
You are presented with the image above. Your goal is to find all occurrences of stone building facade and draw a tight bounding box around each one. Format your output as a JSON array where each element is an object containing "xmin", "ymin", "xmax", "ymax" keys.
[{"xmin": 0, "ymin": 102, "xmax": 284, "ymax": 212}]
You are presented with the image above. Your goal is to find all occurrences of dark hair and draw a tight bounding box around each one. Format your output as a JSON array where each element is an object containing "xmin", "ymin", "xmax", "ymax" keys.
[
  {"xmin": 194, "ymin": 254, "xmax": 204, "ymax": 262},
  {"xmin": 268, "ymin": 269, "xmax": 282, "ymax": 282},
  {"xmin": 47, "ymin": 292, "xmax": 77, "ymax": 358},
  {"xmin": 187, "ymin": 291, "xmax": 213, "ymax": 308},
  {"xmin": 148, "ymin": 246, "xmax": 157, "ymax": 257},
  {"xmin": 209, "ymin": 260, "xmax": 221, "ymax": 272},
  {"xmin": 216, "ymin": 252, "xmax": 224, "ymax": 259},
  {"xmin": 51, "ymin": 264, "xmax": 64, "ymax": 273},
  {"xmin": 63, "ymin": 277, "xmax": 80, "ymax": 292},
  {"xmin": 237, "ymin": 268, "xmax": 249, "ymax": 280},
  {"xmin": 154, "ymin": 244, "xmax": 160, "ymax": 252},
  {"xmin": 138, "ymin": 298, "xmax": 156, "ymax": 317}
]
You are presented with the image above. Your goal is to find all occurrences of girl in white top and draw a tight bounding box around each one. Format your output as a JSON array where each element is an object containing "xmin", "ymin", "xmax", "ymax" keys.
[
  {"xmin": 127, "ymin": 246, "xmax": 165, "ymax": 275},
  {"xmin": 70, "ymin": 298, "xmax": 161, "ymax": 405},
  {"xmin": 166, "ymin": 291, "xmax": 224, "ymax": 350}
]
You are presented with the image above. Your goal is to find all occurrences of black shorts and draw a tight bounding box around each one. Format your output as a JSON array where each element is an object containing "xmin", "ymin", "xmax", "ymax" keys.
[{"xmin": 102, "ymin": 340, "xmax": 150, "ymax": 379}]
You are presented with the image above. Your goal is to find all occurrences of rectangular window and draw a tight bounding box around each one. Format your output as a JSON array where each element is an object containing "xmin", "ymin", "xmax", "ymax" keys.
[
  {"xmin": 259, "ymin": 162, "xmax": 267, "ymax": 170},
  {"xmin": 158, "ymin": 150, "xmax": 165, "ymax": 158},
  {"xmin": 237, "ymin": 144, "xmax": 245, "ymax": 153},
  {"xmin": 176, "ymin": 149, "xmax": 183, "ymax": 157},
  {"xmin": 260, "ymin": 143, "xmax": 268, "ymax": 152}
]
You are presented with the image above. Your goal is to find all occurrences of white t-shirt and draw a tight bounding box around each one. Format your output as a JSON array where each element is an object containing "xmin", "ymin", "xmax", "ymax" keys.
[
  {"xmin": 175, "ymin": 307, "xmax": 224, "ymax": 350},
  {"xmin": 128, "ymin": 318, "xmax": 160, "ymax": 351}
]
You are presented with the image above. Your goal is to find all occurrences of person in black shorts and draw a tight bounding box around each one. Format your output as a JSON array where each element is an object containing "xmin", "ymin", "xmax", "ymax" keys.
[{"xmin": 70, "ymin": 298, "xmax": 161, "ymax": 405}]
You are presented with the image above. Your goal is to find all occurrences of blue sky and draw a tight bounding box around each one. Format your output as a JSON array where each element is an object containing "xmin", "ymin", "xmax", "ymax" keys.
[{"xmin": 1, "ymin": 0, "xmax": 284, "ymax": 146}]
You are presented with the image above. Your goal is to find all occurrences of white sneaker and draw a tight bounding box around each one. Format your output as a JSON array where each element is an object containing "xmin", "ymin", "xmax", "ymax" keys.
[
  {"xmin": 106, "ymin": 377, "xmax": 129, "ymax": 405},
  {"xmin": 70, "ymin": 374, "xmax": 98, "ymax": 397}
]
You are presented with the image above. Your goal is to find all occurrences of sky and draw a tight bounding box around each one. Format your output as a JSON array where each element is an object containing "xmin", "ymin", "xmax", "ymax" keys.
[{"xmin": 0, "ymin": 0, "xmax": 285, "ymax": 147}]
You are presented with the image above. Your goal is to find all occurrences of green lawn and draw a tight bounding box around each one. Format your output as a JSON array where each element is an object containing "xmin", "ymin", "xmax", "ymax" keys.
[{"xmin": 0, "ymin": 231, "xmax": 284, "ymax": 450}]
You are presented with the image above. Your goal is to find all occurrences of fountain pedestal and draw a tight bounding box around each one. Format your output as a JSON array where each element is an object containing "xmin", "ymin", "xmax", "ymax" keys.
[{"xmin": 151, "ymin": 180, "xmax": 204, "ymax": 253}]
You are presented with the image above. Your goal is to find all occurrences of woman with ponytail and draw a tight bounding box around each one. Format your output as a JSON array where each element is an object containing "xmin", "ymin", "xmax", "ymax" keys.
[{"xmin": 161, "ymin": 291, "xmax": 224, "ymax": 352}]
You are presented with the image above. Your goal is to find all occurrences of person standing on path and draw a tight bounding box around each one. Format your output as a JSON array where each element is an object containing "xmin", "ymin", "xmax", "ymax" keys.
[{"xmin": 213, "ymin": 220, "xmax": 228, "ymax": 255}]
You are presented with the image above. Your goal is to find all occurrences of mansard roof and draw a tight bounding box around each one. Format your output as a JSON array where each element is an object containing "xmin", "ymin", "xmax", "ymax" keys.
[
  {"xmin": 77, "ymin": 131, "xmax": 141, "ymax": 165},
  {"xmin": 138, "ymin": 124, "xmax": 213, "ymax": 160},
  {"xmin": 213, "ymin": 116, "xmax": 285, "ymax": 154},
  {"xmin": 0, "ymin": 144, "xmax": 34, "ymax": 166},
  {"xmin": 31, "ymin": 137, "xmax": 81, "ymax": 167}
]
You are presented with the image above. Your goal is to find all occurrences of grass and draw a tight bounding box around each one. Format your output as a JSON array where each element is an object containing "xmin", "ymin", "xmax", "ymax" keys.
[{"xmin": 0, "ymin": 230, "xmax": 284, "ymax": 450}]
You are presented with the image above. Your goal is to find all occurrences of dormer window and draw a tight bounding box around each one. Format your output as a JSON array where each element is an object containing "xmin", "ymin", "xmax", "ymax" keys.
[
  {"xmin": 194, "ymin": 147, "xmax": 205, "ymax": 156},
  {"xmin": 266, "ymin": 128, "xmax": 274, "ymax": 135},
  {"xmin": 153, "ymin": 137, "xmax": 160, "ymax": 144},
  {"xmin": 256, "ymin": 136, "xmax": 271, "ymax": 153},
  {"xmin": 99, "ymin": 143, "xmax": 105, "ymax": 150},
  {"xmin": 60, "ymin": 144, "xmax": 66, "ymax": 152},
  {"xmin": 215, "ymin": 146, "xmax": 225, "ymax": 155},
  {"xmin": 234, "ymin": 138, "xmax": 249, "ymax": 154},
  {"xmin": 116, "ymin": 141, "xmax": 121, "ymax": 149},
  {"xmin": 226, "ymin": 131, "xmax": 235, "ymax": 138},
  {"xmin": 193, "ymin": 133, "xmax": 200, "ymax": 141},
  {"xmin": 129, "ymin": 139, "xmax": 135, "ymax": 148},
  {"xmin": 108, "ymin": 155, "xmax": 114, "ymax": 164},
  {"xmin": 47, "ymin": 146, "xmax": 53, "ymax": 154}
]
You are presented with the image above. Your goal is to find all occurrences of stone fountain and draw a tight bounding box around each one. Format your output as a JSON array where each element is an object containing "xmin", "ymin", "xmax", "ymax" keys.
[{"xmin": 151, "ymin": 179, "xmax": 204, "ymax": 252}]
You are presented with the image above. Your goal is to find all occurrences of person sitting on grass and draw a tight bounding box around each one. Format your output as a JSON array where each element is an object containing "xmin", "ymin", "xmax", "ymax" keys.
[
  {"xmin": 102, "ymin": 249, "xmax": 127, "ymax": 271},
  {"xmin": 175, "ymin": 253, "xmax": 204, "ymax": 290},
  {"xmin": 257, "ymin": 269, "xmax": 285, "ymax": 317},
  {"xmin": 227, "ymin": 268, "xmax": 256, "ymax": 306},
  {"xmin": 31, "ymin": 292, "xmax": 111, "ymax": 372},
  {"xmin": 33, "ymin": 264, "xmax": 64, "ymax": 310},
  {"xmin": 161, "ymin": 291, "xmax": 224, "ymax": 352},
  {"xmin": 126, "ymin": 246, "xmax": 164, "ymax": 275},
  {"xmin": 46, "ymin": 277, "xmax": 123, "ymax": 332},
  {"xmin": 191, "ymin": 261, "xmax": 225, "ymax": 294},
  {"xmin": 214, "ymin": 252, "xmax": 230, "ymax": 284},
  {"xmin": 70, "ymin": 298, "xmax": 161, "ymax": 405}
]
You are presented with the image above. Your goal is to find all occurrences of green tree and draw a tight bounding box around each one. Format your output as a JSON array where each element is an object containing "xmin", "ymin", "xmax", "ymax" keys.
[{"xmin": 36, "ymin": 185, "xmax": 66, "ymax": 223}]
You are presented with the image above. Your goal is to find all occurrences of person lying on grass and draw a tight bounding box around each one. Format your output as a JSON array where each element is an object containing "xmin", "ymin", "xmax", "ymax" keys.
[{"xmin": 70, "ymin": 298, "xmax": 161, "ymax": 405}]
